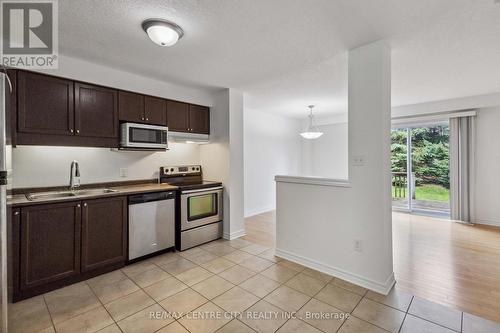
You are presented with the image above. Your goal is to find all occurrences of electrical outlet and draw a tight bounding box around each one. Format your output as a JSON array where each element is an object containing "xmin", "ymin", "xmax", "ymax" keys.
[
  {"xmin": 352, "ymin": 155, "xmax": 365, "ymax": 166},
  {"xmin": 119, "ymin": 168, "xmax": 128, "ymax": 178},
  {"xmin": 353, "ymin": 239, "xmax": 363, "ymax": 252}
]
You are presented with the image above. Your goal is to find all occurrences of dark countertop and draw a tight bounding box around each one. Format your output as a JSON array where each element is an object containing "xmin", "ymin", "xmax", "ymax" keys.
[{"xmin": 8, "ymin": 182, "xmax": 179, "ymax": 207}]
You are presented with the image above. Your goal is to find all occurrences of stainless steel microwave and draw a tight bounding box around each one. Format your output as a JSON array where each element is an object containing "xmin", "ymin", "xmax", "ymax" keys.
[{"xmin": 120, "ymin": 123, "xmax": 168, "ymax": 150}]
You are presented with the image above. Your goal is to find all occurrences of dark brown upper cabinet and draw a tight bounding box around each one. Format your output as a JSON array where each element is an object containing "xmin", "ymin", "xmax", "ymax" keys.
[
  {"xmin": 166, "ymin": 100, "xmax": 190, "ymax": 132},
  {"xmin": 118, "ymin": 91, "xmax": 144, "ymax": 123},
  {"xmin": 16, "ymin": 70, "xmax": 119, "ymax": 147},
  {"xmin": 75, "ymin": 83, "xmax": 118, "ymax": 138},
  {"xmin": 17, "ymin": 71, "xmax": 74, "ymax": 136},
  {"xmin": 19, "ymin": 201, "xmax": 81, "ymax": 291},
  {"xmin": 189, "ymin": 105, "xmax": 210, "ymax": 134},
  {"xmin": 166, "ymin": 101, "xmax": 210, "ymax": 134},
  {"xmin": 81, "ymin": 196, "xmax": 127, "ymax": 272},
  {"xmin": 118, "ymin": 92, "xmax": 167, "ymax": 126},
  {"xmin": 144, "ymin": 96, "xmax": 167, "ymax": 125},
  {"xmin": 13, "ymin": 70, "xmax": 209, "ymax": 147}
]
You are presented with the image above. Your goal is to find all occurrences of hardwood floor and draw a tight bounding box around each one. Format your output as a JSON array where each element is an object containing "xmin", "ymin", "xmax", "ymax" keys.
[
  {"xmin": 244, "ymin": 210, "xmax": 500, "ymax": 322},
  {"xmin": 242, "ymin": 210, "xmax": 276, "ymax": 247},
  {"xmin": 393, "ymin": 212, "xmax": 500, "ymax": 323}
]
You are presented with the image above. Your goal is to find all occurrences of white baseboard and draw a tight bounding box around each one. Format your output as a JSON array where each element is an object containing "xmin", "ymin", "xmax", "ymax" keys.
[
  {"xmin": 275, "ymin": 248, "xmax": 396, "ymax": 295},
  {"xmin": 223, "ymin": 229, "xmax": 246, "ymax": 240},
  {"xmin": 474, "ymin": 218, "xmax": 500, "ymax": 227},
  {"xmin": 244, "ymin": 206, "xmax": 275, "ymax": 218}
]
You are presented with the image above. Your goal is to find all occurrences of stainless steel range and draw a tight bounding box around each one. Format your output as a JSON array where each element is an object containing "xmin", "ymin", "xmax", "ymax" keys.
[{"xmin": 159, "ymin": 165, "xmax": 223, "ymax": 251}]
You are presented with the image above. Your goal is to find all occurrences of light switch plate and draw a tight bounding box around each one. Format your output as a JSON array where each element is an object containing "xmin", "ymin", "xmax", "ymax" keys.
[
  {"xmin": 352, "ymin": 155, "xmax": 365, "ymax": 166},
  {"xmin": 354, "ymin": 239, "xmax": 363, "ymax": 252}
]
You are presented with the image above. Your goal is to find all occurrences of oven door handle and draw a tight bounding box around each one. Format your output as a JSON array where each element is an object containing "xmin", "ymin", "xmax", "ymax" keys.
[{"xmin": 181, "ymin": 186, "xmax": 223, "ymax": 195}]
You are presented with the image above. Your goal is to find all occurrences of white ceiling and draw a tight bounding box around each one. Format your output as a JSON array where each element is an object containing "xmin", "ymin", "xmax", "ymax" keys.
[{"xmin": 59, "ymin": 0, "xmax": 500, "ymax": 118}]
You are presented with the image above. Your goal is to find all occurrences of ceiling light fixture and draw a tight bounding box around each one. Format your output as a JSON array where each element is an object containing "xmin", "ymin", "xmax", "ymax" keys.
[
  {"xmin": 300, "ymin": 105, "xmax": 323, "ymax": 139},
  {"xmin": 142, "ymin": 19, "xmax": 184, "ymax": 47}
]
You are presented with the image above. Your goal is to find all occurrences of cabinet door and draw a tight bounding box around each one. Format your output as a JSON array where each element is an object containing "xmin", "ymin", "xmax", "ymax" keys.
[
  {"xmin": 20, "ymin": 202, "xmax": 81, "ymax": 290},
  {"xmin": 166, "ymin": 100, "xmax": 189, "ymax": 132},
  {"xmin": 81, "ymin": 197, "xmax": 127, "ymax": 272},
  {"xmin": 144, "ymin": 96, "xmax": 167, "ymax": 125},
  {"xmin": 17, "ymin": 71, "xmax": 74, "ymax": 135},
  {"xmin": 75, "ymin": 83, "xmax": 118, "ymax": 138},
  {"xmin": 189, "ymin": 105, "xmax": 210, "ymax": 134},
  {"xmin": 118, "ymin": 91, "xmax": 144, "ymax": 123}
]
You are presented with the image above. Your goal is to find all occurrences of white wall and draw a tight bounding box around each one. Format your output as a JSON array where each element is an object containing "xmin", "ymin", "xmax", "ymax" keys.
[
  {"xmin": 12, "ymin": 144, "xmax": 200, "ymax": 188},
  {"xmin": 243, "ymin": 109, "xmax": 301, "ymax": 217},
  {"xmin": 392, "ymin": 92, "xmax": 500, "ymax": 118},
  {"xmin": 301, "ymin": 122, "xmax": 348, "ymax": 179},
  {"xmin": 276, "ymin": 41, "xmax": 394, "ymax": 294}
]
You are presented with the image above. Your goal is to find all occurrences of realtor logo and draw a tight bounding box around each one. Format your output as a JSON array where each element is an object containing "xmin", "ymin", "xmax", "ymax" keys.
[{"xmin": 1, "ymin": 0, "xmax": 58, "ymax": 68}]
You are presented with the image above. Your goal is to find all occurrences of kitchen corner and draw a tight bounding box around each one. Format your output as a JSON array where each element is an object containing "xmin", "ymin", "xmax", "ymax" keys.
[{"xmin": 2, "ymin": 67, "xmax": 232, "ymax": 304}]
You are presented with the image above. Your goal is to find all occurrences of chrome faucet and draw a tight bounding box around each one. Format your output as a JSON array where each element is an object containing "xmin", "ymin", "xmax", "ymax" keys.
[{"xmin": 69, "ymin": 160, "xmax": 81, "ymax": 191}]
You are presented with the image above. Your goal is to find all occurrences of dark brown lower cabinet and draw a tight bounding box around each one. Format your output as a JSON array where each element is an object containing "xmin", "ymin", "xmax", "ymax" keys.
[
  {"xmin": 11, "ymin": 196, "xmax": 128, "ymax": 301},
  {"xmin": 81, "ymin": 197, "xmax": 127, "ymax": 272},
  {"xmin": 19, "ymin": 202, "xmax": 81, "ymax": 291}
]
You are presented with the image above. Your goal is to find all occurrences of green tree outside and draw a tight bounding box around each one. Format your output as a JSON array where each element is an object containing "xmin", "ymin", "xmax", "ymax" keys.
[{"xmin": 391, "ymin": 126, "xmax": 450, "ymax": 202}]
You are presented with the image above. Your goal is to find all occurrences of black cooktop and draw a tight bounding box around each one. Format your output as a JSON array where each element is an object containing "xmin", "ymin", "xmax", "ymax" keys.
[
  {"xmin": 159, "ymin": 165, "xmax": 222, "ymax": 191},
  {"xmin": 172, "ymin": 180, "xmax": 222, "ymax": 191}
]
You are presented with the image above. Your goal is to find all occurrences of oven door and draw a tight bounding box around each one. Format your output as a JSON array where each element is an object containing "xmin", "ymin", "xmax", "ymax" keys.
[
  {"xmin": 181, "ymin": 187, "xmax": 223, "ymax": 231},
  {"xmin": 121, "ymin": 123, "xmax": 168, "ymax": 149}
]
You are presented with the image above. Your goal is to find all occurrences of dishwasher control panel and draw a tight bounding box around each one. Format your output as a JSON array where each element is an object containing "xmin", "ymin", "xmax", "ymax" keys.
[{"xmin": 128, "ymin": 191, "xmax": 175, "ymax": 205}]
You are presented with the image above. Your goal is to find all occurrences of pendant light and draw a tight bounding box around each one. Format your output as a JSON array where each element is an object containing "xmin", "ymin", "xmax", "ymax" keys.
[{"xmin": 300, "ymin": 105, "xmax": 323, "ymax": 139}]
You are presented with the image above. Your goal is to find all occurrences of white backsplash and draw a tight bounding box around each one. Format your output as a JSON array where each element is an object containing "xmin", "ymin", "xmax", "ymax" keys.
[{"xmin": 12, "ymin": 143, "xmax": 201, "ymax": 188}]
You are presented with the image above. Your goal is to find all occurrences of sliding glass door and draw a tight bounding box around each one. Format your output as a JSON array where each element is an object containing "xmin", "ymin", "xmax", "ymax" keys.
[
  {"xmin": 391, "ymin": 124, "xmax": 450, "ymax": 217},
  {"xmin": 391, "ymin": 128, "xmax": 410, "ymax": 210}
]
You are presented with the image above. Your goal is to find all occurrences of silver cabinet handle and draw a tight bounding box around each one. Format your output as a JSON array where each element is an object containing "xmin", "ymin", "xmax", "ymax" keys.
[
  {"xmin": 146, "ymin": 118, "xmax": 149, "ymax": 121},
  {"xmin": 70, "ymin": 129, "xmax": 74, "ymax": 133},
  {"xmin": 83, "ymin": 203, "xmax": 87, "ymax": 207},
  {"xmin": 77, "ymin": 204, "xmax": 81, "ymax": 207},
  {"xmin": 76, "ymin": 129, "xmax": 80, "ymax": 134},
  {"xmin": 14, "ymin": 211, "xmax": 19, "ymax": 216}
]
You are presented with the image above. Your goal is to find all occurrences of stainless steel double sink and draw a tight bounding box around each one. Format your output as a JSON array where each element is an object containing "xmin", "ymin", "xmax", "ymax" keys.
[{"xmin": 25, "ymin": 188, "xmax": 120, "ymax": 201}]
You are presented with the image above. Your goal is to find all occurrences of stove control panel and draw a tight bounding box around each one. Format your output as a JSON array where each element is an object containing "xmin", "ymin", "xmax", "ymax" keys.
[{"xmin": 160, "ymin": 165, "xmax": 201, "ymax": 176}]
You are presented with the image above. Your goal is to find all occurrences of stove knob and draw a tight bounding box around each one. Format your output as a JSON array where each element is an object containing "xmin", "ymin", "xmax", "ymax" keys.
[
  {"xmin": 192, "ymin": 167, "xmax": 195, "ymax": 171},
  {"xmin": 170, "ymin": 168, "xmax": 174, "ymax": 172},
  {"xmin": 196, "ymin": 167, "xmax": 200, "ymax": 171}
]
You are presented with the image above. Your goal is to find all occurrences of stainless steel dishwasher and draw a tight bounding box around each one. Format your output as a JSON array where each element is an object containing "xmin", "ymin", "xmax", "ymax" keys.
[{"xmin": 128, "ymin": 191, "xmax": 175, "ymax": 260}]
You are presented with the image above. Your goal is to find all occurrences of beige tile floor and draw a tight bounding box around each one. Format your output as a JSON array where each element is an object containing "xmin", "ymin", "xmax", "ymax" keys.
[{"xmin": 8, "ymin": 238, "xmax": 500, "ymax": 333}]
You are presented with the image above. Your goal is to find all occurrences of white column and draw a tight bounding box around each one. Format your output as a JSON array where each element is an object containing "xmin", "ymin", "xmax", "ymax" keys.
[
  {"xmin": 348, "ymin": 40, "xmax": 393, "ymax": 287},
  {"xmin": 274, "ymin": 40, "xmax": 394, "ymax": 294},
  {"xmin": 228, "ymin": 90, "xmax": 245, "ymax": 238},
  {"xmin": 200, "ymin": 88, "xmax": 245, "ymax": 240}
]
